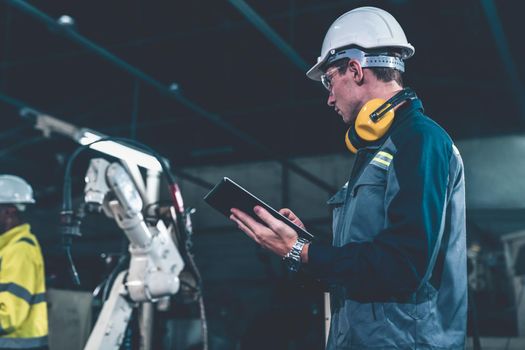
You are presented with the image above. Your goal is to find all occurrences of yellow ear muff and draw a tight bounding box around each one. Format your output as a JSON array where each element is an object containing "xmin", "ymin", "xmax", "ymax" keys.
[
  {"xmin": 345, "ymin": 130, "xmax": 359, "ymax": 154},
  {"xmin": 344, "ymin": 98, "xmax": 395, "ymax": 154},
  {"xmin": 354, "ymin": 98, "xmax": 395, "ymax": 142},
  {"xmin": 344, "ymin": 88, "xmax": 416, "ymax": 153}
]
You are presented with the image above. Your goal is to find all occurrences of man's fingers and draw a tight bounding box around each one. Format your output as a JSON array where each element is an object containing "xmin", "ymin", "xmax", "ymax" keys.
[
  {"xmin": 279, "ymin": 208, "xmax": 294, "ymax": 219},
  {"xmin": 280, "ymin": 208, "xmax": 298, "ymax": 221},
  {"xmin": 279, "ymin": 208, "xmax": 291, "ymax": 216},
  {"xmin": 231, "ymin": 208, "xmax": 264, "ymax": 231},
  {"xmin": 231, "ymin": 207, "xmax": 296, "ymax": 257},
  {"xmin": 230, "ymin": 208, "xmax": 270, "ymax": 240},
  {"xmin": 279, "ymin": 207, "xmax": 305, "ymax": 229},
  {"xmin": 230, "ymin": 213, "xmax": 260, "ymax": 244},
  {"xmin": 254, "ymin": 206, "xmax": 283, "ymax": 232}
]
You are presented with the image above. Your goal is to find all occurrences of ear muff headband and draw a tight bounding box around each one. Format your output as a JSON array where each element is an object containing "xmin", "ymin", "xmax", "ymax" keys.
[{"xmin": 346, "ymin": 88, "xmax": 416, "ymax": 153}]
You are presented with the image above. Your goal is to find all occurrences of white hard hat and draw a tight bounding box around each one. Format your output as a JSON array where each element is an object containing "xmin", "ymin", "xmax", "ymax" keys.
[
  {"xmin": 0, "ymin": 175, "xmax": 35, "ymax": 204},
  {"xmin": 306, "ymin": 6, "xmax": 415, "ymax": 81}
]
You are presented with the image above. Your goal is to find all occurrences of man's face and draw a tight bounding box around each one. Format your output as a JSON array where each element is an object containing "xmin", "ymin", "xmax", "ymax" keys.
[
  {"xmin": 0, "ymin": 205, "xmax": 16, "ymax": 234},
  {"xmin": 324, "ymin": 61, "xmax": 362, "ymax": 124}
]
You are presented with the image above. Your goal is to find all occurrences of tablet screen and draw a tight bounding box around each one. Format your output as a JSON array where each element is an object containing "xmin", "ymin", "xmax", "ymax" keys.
[{"xmin": 204, "ymin": 177, "xmax": 314, "ymax": 241}]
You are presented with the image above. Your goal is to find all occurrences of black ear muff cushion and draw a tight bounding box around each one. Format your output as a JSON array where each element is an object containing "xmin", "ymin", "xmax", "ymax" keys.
[{"xmin": 346, "ymin": 126, "xmax": 366, "ymax": 153}]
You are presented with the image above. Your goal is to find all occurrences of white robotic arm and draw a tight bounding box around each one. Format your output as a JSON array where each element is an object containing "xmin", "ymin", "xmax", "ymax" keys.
[{"xmin": 83, "ymin": 158, "xmax": 184, "ymax": 350}]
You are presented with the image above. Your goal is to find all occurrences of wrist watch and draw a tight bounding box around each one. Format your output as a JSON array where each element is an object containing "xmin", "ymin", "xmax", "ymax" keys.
[{"xmin": 283, "ymin": 237, "xmax": 309, "ymax": 272}]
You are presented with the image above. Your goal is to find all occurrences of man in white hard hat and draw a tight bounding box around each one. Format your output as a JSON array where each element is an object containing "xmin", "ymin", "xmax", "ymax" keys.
[
  {"xmin": 230, "ymin": 6, "xmax": 467, "ymax": 349},
  {"xmin": 0, "ymin": 175, "xmax": 48, "ymax": 350}
]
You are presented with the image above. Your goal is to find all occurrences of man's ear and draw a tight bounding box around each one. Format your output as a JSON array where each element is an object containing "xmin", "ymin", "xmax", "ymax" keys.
[{"xmin": 348, "ymin": 60, "xmax": 364, "ymax": 84}]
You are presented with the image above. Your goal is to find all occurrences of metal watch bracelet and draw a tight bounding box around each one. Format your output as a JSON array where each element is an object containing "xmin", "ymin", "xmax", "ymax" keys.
[{"xmin": 283, "ymin": 237, "xmax": 310, "ymax": 272}]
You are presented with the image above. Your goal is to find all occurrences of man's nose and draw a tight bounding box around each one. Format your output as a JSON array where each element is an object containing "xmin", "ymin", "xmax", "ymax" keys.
[{"xmin": 327, "ymin": 91, "xmax": 335, "ymax": 107}]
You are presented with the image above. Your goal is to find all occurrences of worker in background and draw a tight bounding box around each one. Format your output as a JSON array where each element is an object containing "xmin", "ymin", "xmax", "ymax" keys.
[
  {"xmin": 230, "ymin": 6, "xmax": 467, "ymax": 349},
  {"xmin": 0, "ymin": 175, "xmax": 48, "ymax": 350}
]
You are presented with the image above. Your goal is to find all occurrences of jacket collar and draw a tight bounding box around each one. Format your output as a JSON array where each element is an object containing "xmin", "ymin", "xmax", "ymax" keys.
[
  {"xmin": 0, "ymin": 224, "xmax": 31, "ymax": 249},
  {"xmin": 392, "ymin": 97, "xmax": 424, "ymax": 126}
]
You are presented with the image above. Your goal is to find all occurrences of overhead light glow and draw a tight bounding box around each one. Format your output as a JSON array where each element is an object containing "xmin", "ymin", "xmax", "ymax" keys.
[{"xmin": 76, "ymin": 129, "xmax": 162, "ymax": 172}]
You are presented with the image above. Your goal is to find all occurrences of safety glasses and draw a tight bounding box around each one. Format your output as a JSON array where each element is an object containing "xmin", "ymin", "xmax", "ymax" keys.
[{"xmin": 320, "ymin": 61, "xmax": 348, "ymax": 91}]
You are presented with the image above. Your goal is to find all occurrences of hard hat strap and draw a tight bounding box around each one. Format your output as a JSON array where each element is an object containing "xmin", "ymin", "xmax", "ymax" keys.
[{"xmin": 326, "ymin": 48, "xmax": 405, "ymax": 73}]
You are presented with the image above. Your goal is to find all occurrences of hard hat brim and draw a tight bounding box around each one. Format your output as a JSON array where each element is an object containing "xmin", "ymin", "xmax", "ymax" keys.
[{"xmin": 306, "ymin": 59, "xmax": 325, "ymax": 81}]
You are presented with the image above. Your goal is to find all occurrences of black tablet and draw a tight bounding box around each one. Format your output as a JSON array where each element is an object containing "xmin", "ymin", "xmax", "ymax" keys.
[{"xmin": 203, "ymin": 177, "xmax": 314, "ymax": 241}]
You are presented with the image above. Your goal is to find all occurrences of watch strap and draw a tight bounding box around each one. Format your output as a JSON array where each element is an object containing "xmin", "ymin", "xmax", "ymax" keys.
[{"xmin": 283, "ymin": 237, "xmax": 309, "ymax": 272}]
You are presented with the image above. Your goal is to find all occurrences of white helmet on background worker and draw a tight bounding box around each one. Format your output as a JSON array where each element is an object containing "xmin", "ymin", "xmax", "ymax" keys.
[
  {"xmin": 306, "ymin": 6, "xmax": 415, "ymax": 81},
  {"xmin": 0, "ymin": 175, "xmax": 35, "ymax": 208}
]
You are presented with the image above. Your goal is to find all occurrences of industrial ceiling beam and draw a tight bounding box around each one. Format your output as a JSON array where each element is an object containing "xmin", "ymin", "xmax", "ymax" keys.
[
  {"xmin": 228, "ymin": 0, "xmax": 309, "ymax": 72},
  {"xmin": 1, "ymin": 0, "xmax": 336, "ymax": 193},
  {"xmin": 0, "ymin": 0, "xmax": 351, "ymax": 71}
]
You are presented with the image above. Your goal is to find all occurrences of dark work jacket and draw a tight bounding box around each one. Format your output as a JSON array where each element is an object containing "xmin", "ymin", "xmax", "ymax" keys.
[{"xmin": 308, "ymin": 98, "xmax": 467, "ymax": 349}]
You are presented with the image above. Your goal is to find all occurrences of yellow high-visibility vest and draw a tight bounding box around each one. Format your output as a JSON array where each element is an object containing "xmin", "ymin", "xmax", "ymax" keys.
[{"xmin": 0, "ymin": 224, "xmax": 48, "ymax": 348}]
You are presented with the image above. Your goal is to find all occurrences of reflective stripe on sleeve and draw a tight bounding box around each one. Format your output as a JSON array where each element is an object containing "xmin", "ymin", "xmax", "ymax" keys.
[
  {"xmin": 0, "ymin": 283, "xmax": 46, "ymax": 305},
  {"xmin": 0, "ymin": 335, "xmax": 48, "ymax": 348}
]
